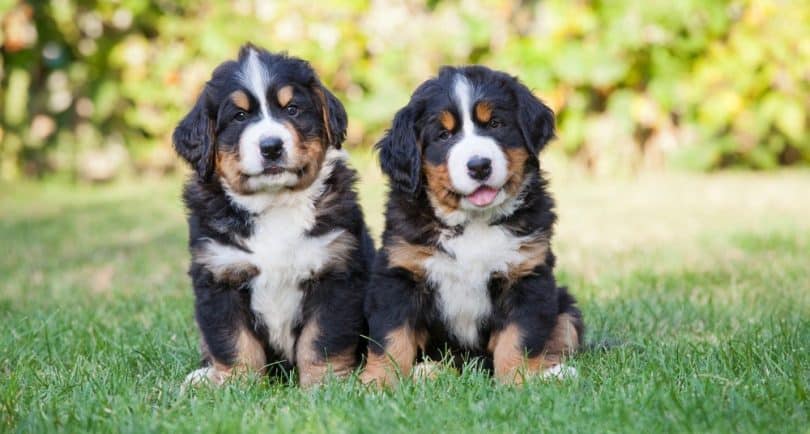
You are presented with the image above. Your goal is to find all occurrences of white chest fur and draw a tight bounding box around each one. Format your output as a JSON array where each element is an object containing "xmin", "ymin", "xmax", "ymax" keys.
[
  {"xmin": 423, "ymin": 221, "xmax": 527, "ymax": 348},
  {"xmin": 244, "ymin": 207, "xmax": 344, "ymax": 361},
  {"xmin": 197, "ymin": 153, "xmax": 346, "ymax": 361}
]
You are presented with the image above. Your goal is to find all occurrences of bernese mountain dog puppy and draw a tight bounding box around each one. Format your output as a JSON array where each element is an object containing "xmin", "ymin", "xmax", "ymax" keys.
[
  {"xmin": 360, "ymin": 66, "xmax": 584, "ymax": 386},
  {"xmin": 173, "ymin": 44, "xmax": 374, "ymax": 387}
]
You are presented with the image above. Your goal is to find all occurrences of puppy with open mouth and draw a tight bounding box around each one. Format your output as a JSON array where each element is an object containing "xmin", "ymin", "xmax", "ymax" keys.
[
  {"xmin": 173, "ymin": 44, "xmax": 374, "ymax": 387},
  {"xmin": 361, "ymin": 65, "xmax": 583, "ymax": 386}
]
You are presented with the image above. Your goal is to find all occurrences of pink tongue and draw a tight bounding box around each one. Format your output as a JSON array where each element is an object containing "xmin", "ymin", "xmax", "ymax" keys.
[{"xmin": 466, "ymin": 186, "xmax": 499, "ymax": 207}]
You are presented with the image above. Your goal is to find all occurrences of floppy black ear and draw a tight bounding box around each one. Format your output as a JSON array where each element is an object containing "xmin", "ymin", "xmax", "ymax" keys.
[
  {"xmin": 315, "ymin": 85, "xmax": 348, "ymax": 149},
  {"xmin": 514, "ymin": 80, "xmax": 556, "ymax": 155},
  {"xmin": 173, "ymin": 91, "xmax": 216, "ymax": 180},
  {"xmin": 376, "ymin": 106, "xmax": 421, "ymax": 195}
]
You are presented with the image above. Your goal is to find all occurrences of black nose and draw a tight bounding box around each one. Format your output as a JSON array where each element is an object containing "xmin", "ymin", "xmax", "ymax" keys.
[
  {"xmin": 259, "ymin": 137, "xmax": 284, "ymax": 160},
  {"xmin": 467, "ymin": 156, "xmax": 492, "ymax": 181}
]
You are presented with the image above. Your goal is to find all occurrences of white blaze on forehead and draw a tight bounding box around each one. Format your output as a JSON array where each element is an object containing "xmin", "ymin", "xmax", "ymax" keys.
[
  {"xmin": 241, "ymin": 48, "xmax": 271, "ymax": 117},
  {"xmin": 237, "ymin": 48, "xmax": 295, "ymax": 176},
  {"xmin": 453, "ymin": 76, "xmax": 474, "ymax": 137},
  {"xmin": 447, "ymin": 75, "xmax": 508, "ymax": 199}
]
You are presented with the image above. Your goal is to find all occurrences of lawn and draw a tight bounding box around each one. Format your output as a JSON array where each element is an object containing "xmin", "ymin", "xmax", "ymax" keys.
[{"xmin": 1, "ymin": 155, "xmax": 809, "ymax": 433}]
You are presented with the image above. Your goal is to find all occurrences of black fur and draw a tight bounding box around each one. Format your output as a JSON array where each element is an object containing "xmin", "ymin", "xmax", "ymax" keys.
[
  {"xmin": 174, "ymin": 45, "xmax": 372, "ymax": 383},
  {"xmin": 365, "ymin": 65, "xmax": 582, "ymax": 374},
  {"xmin": 377, "ymin": 106, "xmax": 421, "ymax": 196},
  {"xmin": 173, "ymin": 44, "xmax": 348, "ymax": 183},
  {"xmin": 173, "ymin": 95, "xmax": 216, "ymax": 180}
]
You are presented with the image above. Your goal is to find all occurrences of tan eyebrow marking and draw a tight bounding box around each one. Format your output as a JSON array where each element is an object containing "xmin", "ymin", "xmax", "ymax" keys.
[
  {"xmin": 230, "ymin": 90, "xmax": 250, "ymax": 111},
  {"xmin": 474, "ymin": 101, "xmax": 493, "ymax": 123},
  {"xmin": 438, "ymin": 110, "xmax": 456, "ymax": 131},
  {"xmin": 277, "ymin": 85, "xmax": 294, "ymax": 107}
]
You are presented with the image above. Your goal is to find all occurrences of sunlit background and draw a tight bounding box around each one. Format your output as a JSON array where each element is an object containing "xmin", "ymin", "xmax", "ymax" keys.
[{"xmin": 2, "ymin": 0, "xmax": 808, "ymax": 182}]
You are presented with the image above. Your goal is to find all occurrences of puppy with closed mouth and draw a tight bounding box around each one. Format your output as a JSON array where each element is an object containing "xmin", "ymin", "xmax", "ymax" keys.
[
  {"xmin": 173, "ymin": 44, "xmax": 374, "ymax": 387},
  {"xmin": 360, "ymin": 65, "xmax": 583, "ymax": 386}
]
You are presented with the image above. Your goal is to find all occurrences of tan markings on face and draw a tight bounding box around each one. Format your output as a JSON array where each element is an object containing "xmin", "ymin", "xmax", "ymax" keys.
[
  {"xmin": 230, "ymin": 90, "xmax": 250, "ymax": 111},
  {"xmin": 277, "ymin": 85, "xmax": 294, "ymax": 108},
  {"xmin": 423, "ymin": 161, "xmax": 460, "ymax": 214},
  {"xmin": 504, "ymin": 146, "xmax": 530, "ymax": 196},
  {"xmin": 289, "ymin": 131, "xmax": 327, "ymax": 190},
  {"xmin": 489, "ymin": 313, "xmax": 580, "ymax": 385},
  {"xmin": 313, "ymin": 87, "xmax": 334, "ymax": 146},
  {"xmin": 439, "ymin": 110, "xmax": 456, "ymax": 131},
  {"xmin": 385, "ymin": 237, "xmax": 436, "ymax": 279},
  {"xmin": 215, "ymin": 149, "xmax": 250, "ymax": 194},
  {"xmin": 504, "ymin": 233, "xmax": 550, "ymax": 283},
  {"xmin": 474, "ymin": 101, "xmax": 493, "ymax": 124},
  {"xmin": 271, "ymin": 120, "xmax": 327, "ymax": 191},
  {"xmin": 359, "ymin": 326, "xmax": 427, "ymax": 388},
  {"xmin": 296, "ymin": 319, "xmax": 357, "ymax": 387}
]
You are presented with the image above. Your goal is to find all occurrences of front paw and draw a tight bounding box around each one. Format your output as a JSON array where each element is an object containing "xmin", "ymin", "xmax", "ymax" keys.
[
  {"xmin": 359, "ymin": 366, "xmax": 392, "ymax": 388},
  {"xmin": 540, "ymin": 363, "xmax": 577, "ymax": 380},
  {"xmin": 182, "ymin": 366, "xmax": 229, "ymax": 389}
]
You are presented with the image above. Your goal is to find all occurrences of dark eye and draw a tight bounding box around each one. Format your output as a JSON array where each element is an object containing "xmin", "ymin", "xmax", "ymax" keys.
[
  {"xmin": 285, "ymin": 104, "xmax": 299, "ymax": 117},
  {"xmin": 439, "ymin": 130, "xmax": 452, "ymax": 140},
  {"xmin": 234, "ymin": 111, "xmax": 247, "ymax": 122},
  {"xmin": 488, "ymin": 119, "xmax": 502, "ymax": 129}
]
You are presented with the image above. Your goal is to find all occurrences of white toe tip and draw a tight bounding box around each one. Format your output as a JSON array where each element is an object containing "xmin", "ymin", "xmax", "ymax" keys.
[
  {"xmin": 182, "ymin": 367, "xmax": 218, "ymax": 391},
  {"xmin": 412, "ymin": 361, "xmax": 442, "ymax": 380},
  {"xmin": 542, "ymin": 364, "xmax": 577, "ymax": 380}
]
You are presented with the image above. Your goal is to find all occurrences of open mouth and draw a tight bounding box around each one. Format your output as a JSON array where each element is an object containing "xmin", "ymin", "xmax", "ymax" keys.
[{"xmin": 465, "ymin": 186, "xmax": 500, "ymax": 207}]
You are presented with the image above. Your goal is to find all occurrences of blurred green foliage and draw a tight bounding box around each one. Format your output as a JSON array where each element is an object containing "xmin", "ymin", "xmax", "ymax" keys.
[{"xmin": 0, "ymin": 0, "xmax": 808, "ymax": 180}]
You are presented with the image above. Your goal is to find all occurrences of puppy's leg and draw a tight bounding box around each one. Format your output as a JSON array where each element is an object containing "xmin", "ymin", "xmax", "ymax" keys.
[
  {"xmin": 490, "ymin": 277, "xmax": 582, "ymax": 384},
  {"xmin": 296, "ymin": 276, "xmax": 364, "ymax": 387},
  {"xmin": 360, "ymin": 269, "xmax": 423, "ymax": 387},
  {"xmin": 490, "ymin": 313, "xmax": 581, "ymax": 384},
  {"xmin": 361, "ymin": 325, "xmax": 423, "ymax": 387},
  {"xmin": 185, "ymin": 288, "xmax": 266, "ymax": 387},
  {"xmin": 540, "ymin": 287, "xmax": 584, "ymax": 378}
]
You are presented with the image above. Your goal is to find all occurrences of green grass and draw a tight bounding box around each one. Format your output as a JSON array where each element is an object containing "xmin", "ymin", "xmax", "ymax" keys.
[{"xmin": 1, "ymin": 158, "xmax": 809, "ymax": 433}]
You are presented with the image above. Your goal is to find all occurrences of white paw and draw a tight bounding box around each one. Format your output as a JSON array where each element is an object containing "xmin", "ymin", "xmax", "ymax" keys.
[
  {"xmin": 184, "ymin": 367, "xmax": 213, "ymax": 385},
  {"xmin": 541, "ymin": 364, "xmax": 577, "ymax": 380},
  {"xmin": 412, "ymin": 361, "xmax": 442, "ymax": 380},
  {"xmin": 182, "ymin": 367, "xmax": 226, "ymax": 391}
]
